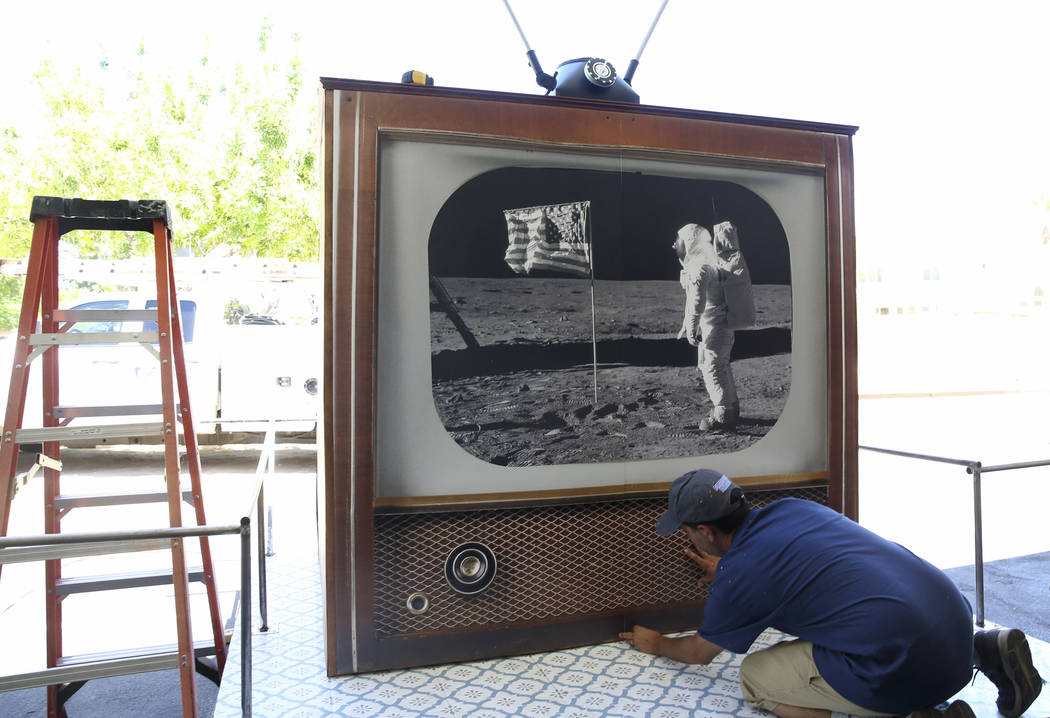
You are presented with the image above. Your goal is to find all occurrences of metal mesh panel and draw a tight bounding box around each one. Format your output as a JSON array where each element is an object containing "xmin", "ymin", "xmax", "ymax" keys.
[{"xmin": 373, "ymin": 484, "xmax": 829, "ymax": 636}]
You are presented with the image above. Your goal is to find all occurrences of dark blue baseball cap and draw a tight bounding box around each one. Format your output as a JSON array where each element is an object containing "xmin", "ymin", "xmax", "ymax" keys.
[{"xmin": 656, "ymin": 469, "xmax": 745, "ymax": 536}]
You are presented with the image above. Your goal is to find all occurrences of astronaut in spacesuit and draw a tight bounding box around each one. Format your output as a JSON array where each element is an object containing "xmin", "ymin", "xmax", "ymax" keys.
[{"xmin": 674, "ymin": 221, "xmax": 753, "ymax": 431}]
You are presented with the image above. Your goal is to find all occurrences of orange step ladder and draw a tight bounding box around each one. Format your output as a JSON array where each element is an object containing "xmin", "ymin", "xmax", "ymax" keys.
[{"xmin": 0, "ymin": 196, "xmax": 227, "ymax": 718}]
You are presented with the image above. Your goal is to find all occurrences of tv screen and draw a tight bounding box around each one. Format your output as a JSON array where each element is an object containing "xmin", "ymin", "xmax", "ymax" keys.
[{"xmin": 374, "ymin": 138, "xmax": 827, "ymax": 499}]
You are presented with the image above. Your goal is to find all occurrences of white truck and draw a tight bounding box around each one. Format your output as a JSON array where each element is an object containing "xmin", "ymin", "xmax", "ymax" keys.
[{"xmin": 0, "ymin": 257, "xmax": 320, "ymax": 443}]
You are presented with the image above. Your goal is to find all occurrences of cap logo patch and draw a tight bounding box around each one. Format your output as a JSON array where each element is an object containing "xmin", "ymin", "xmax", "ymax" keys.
[{"xmin": 713, "ymin": 475, "xmax": 732, "ymax": 492}]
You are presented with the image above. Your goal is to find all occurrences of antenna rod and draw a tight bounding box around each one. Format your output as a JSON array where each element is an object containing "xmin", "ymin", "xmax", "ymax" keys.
[
  {"xmin": 623, "ymin": 0, "xmax": 671, "ymax": 86},
  {"xmin": 502, "ymin": 0, "xmax": 531, "ymax": 50},
  {"xmin": 502, "ymin": 0, "xmax": 557, "ymax": 91}
]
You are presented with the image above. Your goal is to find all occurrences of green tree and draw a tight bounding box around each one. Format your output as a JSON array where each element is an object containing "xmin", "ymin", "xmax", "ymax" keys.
[{"xmin": 0, "ymin": 25, "xmax": 319, "ymax": 328}]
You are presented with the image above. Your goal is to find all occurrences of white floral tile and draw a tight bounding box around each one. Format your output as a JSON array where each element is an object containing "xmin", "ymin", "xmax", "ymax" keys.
[{"xmin": 214, "ymin": 554, "xmax": 1050, "ymax": 718}]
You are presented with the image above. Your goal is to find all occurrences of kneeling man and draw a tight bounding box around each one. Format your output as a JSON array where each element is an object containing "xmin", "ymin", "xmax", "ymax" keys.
[{"xmin": 620, "ymin": 469, "xmax": 1042, "ymax": 718}]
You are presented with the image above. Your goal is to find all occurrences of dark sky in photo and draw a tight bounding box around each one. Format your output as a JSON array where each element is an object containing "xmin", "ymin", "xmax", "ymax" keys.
[{"xmin": 428, "ymin": 167, "xmax": 792, "ymax": 283}]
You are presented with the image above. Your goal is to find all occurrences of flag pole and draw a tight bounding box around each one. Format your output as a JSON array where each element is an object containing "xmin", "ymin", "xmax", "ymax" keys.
[{"xmin": 587, "ymin": 202, "xmax": 598, "ymax": 404}]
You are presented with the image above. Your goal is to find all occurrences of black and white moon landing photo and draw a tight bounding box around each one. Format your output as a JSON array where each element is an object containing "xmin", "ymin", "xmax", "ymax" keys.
[{"xmin": 429, "ymin": 167, "xmax": 793, "ymax": 467}]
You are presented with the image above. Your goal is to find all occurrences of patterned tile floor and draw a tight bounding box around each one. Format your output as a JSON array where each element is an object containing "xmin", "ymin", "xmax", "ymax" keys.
[{"xmin": 214, "ymin": 547, "xmax": 1050, "ymax": 718}]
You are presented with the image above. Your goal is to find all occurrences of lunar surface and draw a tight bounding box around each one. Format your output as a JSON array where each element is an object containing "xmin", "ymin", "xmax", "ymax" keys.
[{"xmin": 430, "ymin": 277, "xmax": 792, "ymax": 467}]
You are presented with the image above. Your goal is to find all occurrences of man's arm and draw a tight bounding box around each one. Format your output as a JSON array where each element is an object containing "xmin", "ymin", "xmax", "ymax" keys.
[{"xmin": 618, "ymin": 625, "xmax": 723, "ymax": 665}]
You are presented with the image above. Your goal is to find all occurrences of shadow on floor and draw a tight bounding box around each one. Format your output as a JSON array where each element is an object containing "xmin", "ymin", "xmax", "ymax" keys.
[
  {"xmin": 0, "ymin": 671, "xmax": 219, "ymax": 718},
  {"xmin": 943, "ymin": 550, "xmax": 1050, "ymax": 643}
]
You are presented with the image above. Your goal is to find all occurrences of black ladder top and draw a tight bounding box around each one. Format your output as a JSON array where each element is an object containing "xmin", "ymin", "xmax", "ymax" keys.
[{"xmin": 29, "ymin": 196, "xmax": 173, "ymax": 236}]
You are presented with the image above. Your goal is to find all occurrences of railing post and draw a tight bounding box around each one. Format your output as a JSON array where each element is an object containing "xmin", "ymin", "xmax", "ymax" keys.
[
  {"xmin": 253, "ymin": 425, "xmax": 273, "ymax": 632},
  {"xmin": 967, "ymin": 462, "xmax": 985, "ymax": 627},
  {"xmin": 240, "ymin": 516, "xmax": 252, "ymax": 718},
  {"xmin": 256, "ymin": 489, "xmax": 269, "ymax": 632}
]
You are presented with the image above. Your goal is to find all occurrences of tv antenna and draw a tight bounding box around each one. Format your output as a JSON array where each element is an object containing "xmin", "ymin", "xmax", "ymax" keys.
[{"xmin": 501, "ymin": 0, "xmax": 671, "ymax": 104}]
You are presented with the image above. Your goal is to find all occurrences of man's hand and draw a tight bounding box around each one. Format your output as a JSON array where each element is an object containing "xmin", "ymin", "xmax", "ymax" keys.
[
  {"xmin": 619, "ymin": 625, "xmax": 664, "ymax": 656},
  {"xmin": 620, "ymin": 625, "xmax": 724, "ymax": 665},
  {"xmin": 685, "ymin": 546, "xmax": 719, "ymax": 585}
]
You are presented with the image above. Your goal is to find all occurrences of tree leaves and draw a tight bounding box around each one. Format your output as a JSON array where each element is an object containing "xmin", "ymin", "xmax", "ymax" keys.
[{"xmin": 0, "ymin": 25, "xmax": 319, "ymax": 327}]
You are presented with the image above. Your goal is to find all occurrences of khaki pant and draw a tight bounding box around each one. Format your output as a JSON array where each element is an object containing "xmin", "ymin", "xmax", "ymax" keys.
[{"xmin": 740, "ymin": 639, "xmax": 897, "ymax": 716}]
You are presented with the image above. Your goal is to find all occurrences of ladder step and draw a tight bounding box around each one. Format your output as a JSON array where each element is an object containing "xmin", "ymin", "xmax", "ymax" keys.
[
  {"xmin": 13, "ymin": 422, "xmax": 167, "ymax": 443},
  {"xmin": 29, "ymin": 330, "xmax": 160, "ymax": 346},
  {"xmin": 52, "ymin": 309, "xmax": 159, "ymax": 323},
  {"xmin": 29, "ymin": 196, "xmax": 172, "ymax": 232},
  {"xmin": 56, "ymin": 488, "xmax": 194, "ymax": 510},
  {"xmin": 0, "ymin": 640, "xmax": 216, "ymax": 692},
  {"xmin": 53, "ymin": 404, "xmax": 166, "ymax": 419},
  {"xmin": 59, "ymin": 639, "xmax": 218, "ymax": 667},
  {"xmin": 55, "ymin": 567, "xmax": 205, "ymax": 595}
]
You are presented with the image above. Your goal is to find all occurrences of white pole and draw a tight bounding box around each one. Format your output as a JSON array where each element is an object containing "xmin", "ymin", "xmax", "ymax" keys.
[{"xmin": 587, "ymin": 203, "xmax": 598, "ymax": 404}]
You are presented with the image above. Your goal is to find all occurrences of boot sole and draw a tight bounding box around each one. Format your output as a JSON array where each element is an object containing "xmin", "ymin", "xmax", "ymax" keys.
[
  {"xmin": 998, "ymin": 629, "xmax": 1043, "ymax": 718},
  {"xmin": 946, "ymin": 700, "xmax": 977, "ymax": 718}
]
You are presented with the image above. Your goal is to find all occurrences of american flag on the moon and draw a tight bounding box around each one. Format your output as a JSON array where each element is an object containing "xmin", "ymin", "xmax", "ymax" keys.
[{"xmin": 503, "ymin": 201, "xmax": 591, "ymax": 278}]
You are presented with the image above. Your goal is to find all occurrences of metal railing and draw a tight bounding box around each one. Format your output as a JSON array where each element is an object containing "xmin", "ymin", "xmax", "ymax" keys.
[
  {"xmin": 0, "ymin": 452, "xmax": 273, "ymax": 718},
  {"xmin": 860, "ymin": 445, "xmax": 1050, "ymax": 627},
  {"xmin": 0, "ymin": 430, "xmax": 288, "ymax": 716},
  {"xmin": 0, "ymin": 521, "xmax": 254, "ymax": 716}
]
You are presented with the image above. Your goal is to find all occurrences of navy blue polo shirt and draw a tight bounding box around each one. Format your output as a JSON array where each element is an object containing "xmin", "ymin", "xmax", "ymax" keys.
[{"xmin": 699, "ymin": 498, "xmax": 974, "ymax": 714}]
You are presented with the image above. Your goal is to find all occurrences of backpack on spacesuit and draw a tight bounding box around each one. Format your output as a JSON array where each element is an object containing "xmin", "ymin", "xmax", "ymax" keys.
[{"xmin": 713, "ymin": 221, "xmax": 755, "ymax": 330}]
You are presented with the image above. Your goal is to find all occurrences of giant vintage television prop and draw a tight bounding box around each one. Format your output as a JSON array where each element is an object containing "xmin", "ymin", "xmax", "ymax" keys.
[{"xmin": 320, "ymin": 77, "xmax": 858, "ymax": 675}]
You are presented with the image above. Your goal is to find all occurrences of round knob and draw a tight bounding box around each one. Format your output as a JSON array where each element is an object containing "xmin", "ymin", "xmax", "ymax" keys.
[
  {"xmin": 584, "ymin": 58, "xmax": 617, "ymax": 88},
  {"xmin": 444, "ymin": 542, "xmax": 497, "ymax": 594}
]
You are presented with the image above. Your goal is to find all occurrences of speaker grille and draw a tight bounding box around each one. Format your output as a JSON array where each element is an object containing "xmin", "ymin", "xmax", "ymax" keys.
[{"xmin": 373, "ymin": 484, "xmax": 828, "ymax": 636}]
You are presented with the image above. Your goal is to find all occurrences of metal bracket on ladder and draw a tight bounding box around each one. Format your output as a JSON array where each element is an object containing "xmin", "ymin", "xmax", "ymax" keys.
[
  {"xmin": 0, "ymin": 196, "xmax": 227, "ymax": 718},
  {"xmin": 14, "ymin": 452, "xmax": 62, "ymax": 496}
]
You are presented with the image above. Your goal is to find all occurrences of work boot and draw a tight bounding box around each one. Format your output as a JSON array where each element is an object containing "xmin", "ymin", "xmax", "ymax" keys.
[
  {"xmin": 973, "ymin": 628, "xmax": 1044, "ymax": 718},
  {"xmin": 910, "ymin": 700, "xmax": 976, "ymax": 718}
]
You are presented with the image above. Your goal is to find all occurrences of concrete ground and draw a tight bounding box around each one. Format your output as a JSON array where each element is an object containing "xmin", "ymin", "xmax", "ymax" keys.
[{"xmin": 0, "ymin": 390, "xmax": 1048, "ymax": 716}]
